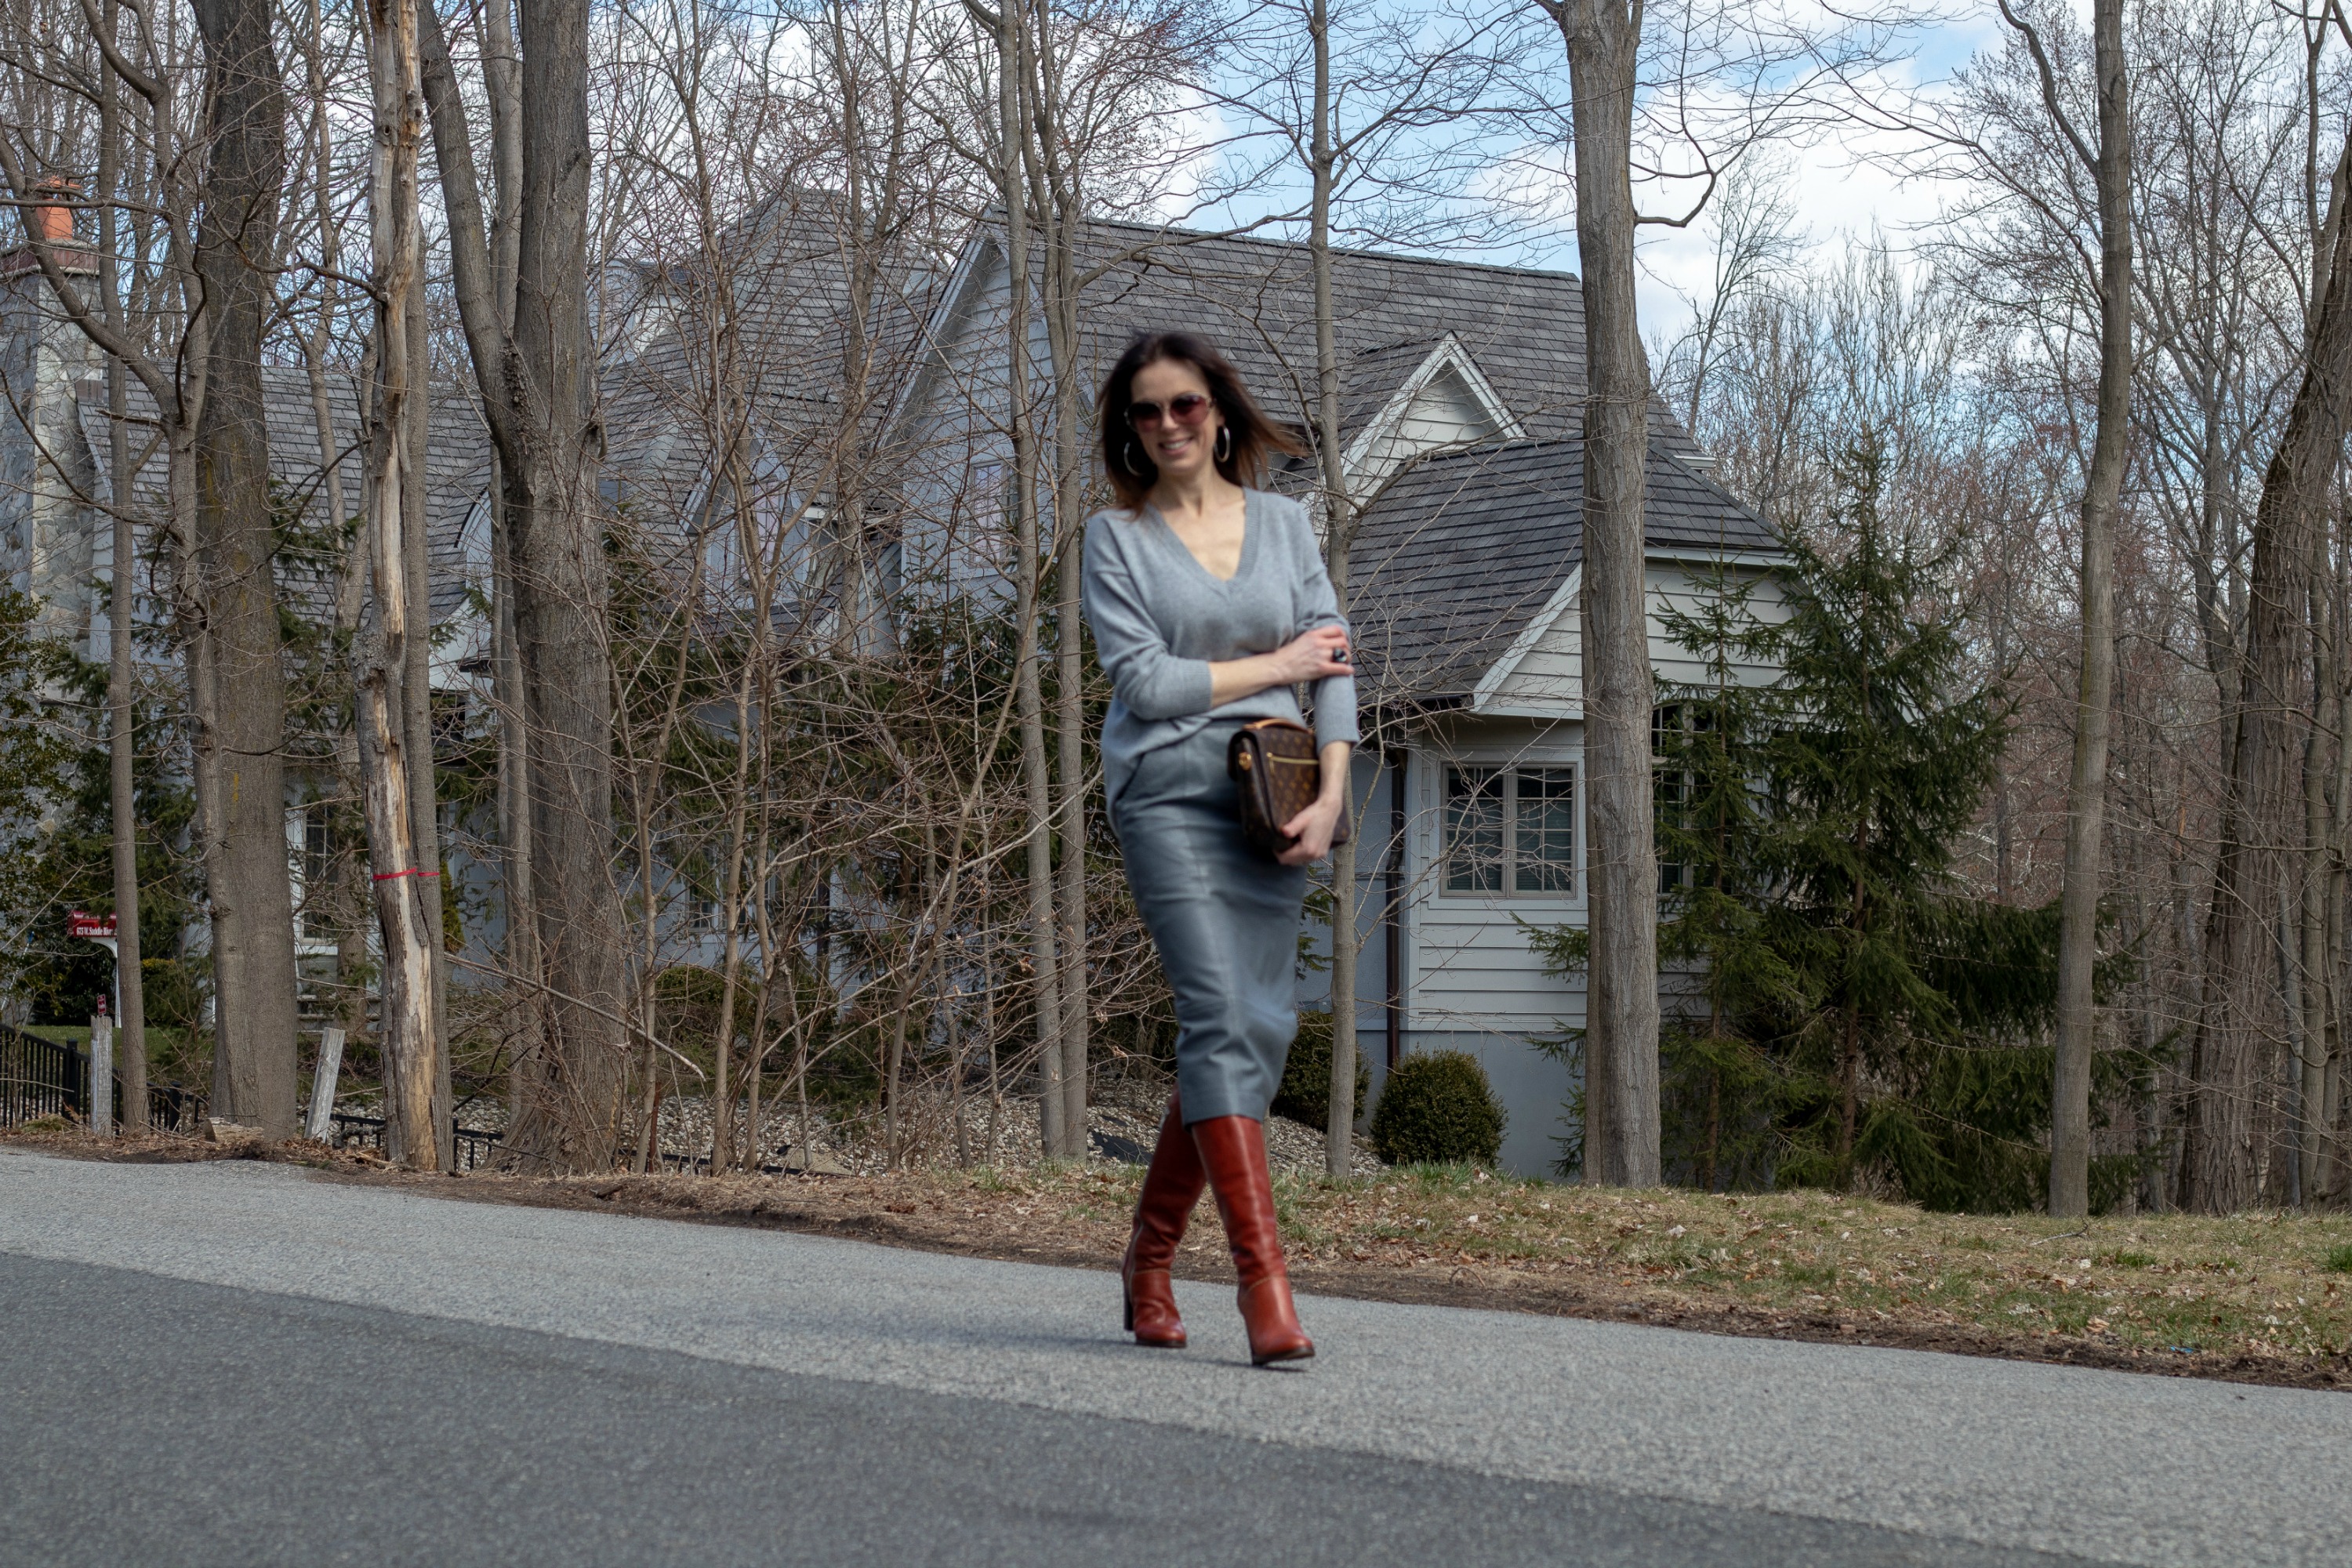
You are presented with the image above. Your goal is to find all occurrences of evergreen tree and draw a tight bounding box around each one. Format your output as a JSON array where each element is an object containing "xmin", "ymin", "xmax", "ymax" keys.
[
  {"xmin": 1534, "ymin": 434, "xmax": 2072, "ymax": 1208},
  {"xmin": 1, "ymin": 627, "xmax": 205, "ymax": 1051},
  {"xmin": 1650, "ymin": 564, "xmax": 1806, "ymax": 1191},
  {"xmin": 0, "ymin": 590, "xmax": 76, "ymax": 1010},
  {"xmin": 1750, "ymin": 436, "xmax": 2016, "ymax": 1196}
]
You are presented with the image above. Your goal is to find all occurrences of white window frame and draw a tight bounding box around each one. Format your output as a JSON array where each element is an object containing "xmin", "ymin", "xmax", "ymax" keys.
[{"xmin": 1438, "ymin": 761, "xmax": 1579, "ymax": 899}]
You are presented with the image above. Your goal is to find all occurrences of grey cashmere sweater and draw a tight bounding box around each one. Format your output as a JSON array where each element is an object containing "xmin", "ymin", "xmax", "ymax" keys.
[{"xmin": 1081, "ymin": 488, "xmax": 1359, "ymax": 806}]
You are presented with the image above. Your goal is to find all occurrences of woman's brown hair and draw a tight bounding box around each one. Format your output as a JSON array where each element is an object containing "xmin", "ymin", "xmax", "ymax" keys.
[{"xmin": 1097, "ymin": 332, "xmax": 1303, "ymax": 510}]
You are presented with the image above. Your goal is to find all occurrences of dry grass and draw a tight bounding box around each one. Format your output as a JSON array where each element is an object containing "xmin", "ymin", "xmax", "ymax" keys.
[
  {"xmin": 517, "ymin": 1156, "xmax": 2352, "ymax": 1383},
  {"xmin": 1257, "ymin": 1165, "xmax": 2352, "ymax": 1363}
]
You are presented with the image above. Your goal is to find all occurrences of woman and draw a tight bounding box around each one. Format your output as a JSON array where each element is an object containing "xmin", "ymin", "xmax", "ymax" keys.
[{"xmin": 1081, "ymin": 332, "xmax": 1356, "ymax": 1366}]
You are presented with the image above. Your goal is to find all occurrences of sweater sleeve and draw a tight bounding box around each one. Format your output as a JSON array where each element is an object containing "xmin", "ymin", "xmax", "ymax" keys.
[
  {"xmin": 1082, "ymin": 517, "xmax": 1214, "ymax": 721},
  {"xmin": 1288, "ymin": 501, "xmax": 1362, "ymax": 748}
]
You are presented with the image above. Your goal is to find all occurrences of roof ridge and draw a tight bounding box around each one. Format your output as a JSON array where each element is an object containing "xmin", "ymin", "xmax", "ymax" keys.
[{"xmin": 1081, "ymin": 216, "xmax": 1581, "ymax": 286}]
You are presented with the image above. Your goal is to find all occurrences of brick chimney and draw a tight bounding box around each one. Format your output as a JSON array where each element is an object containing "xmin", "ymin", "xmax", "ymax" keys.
[
  {"xmin": 5, "ymin": 180, "xmax": 93, "ymax": 278},
  {"xmin": 26, "ymin": 180, "xmax": 74, "ymax": 243},
  {"xmin": 2, "ymin": 173, "xmax": 102, "ymax": 635}
]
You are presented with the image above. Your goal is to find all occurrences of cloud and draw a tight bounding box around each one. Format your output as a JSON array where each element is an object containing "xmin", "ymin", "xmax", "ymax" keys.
[{"xmin": 1635, "ymin": 116, "xmax": 1955, "ymax": 337}]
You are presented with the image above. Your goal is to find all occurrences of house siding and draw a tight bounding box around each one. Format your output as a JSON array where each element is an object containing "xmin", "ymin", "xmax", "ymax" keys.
[{"xmin": 1483, "ymin": 562, "xmax": 1788, "ymax": 713}]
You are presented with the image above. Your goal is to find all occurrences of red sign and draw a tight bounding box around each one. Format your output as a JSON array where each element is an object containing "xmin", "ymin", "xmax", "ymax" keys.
[{"xmin": 67, "ymin": 911, "xmax": 117, "ymax": 940}]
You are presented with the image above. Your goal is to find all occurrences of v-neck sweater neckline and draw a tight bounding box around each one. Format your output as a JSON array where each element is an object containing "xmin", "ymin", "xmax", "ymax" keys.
[{"xmin": 1145, "ymin": 490, "xmax": 1255, "ymax": 586}]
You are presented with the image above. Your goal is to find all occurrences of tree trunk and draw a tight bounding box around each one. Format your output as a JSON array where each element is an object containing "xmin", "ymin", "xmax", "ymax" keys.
[
  {"xmin": 993, "ymin": 0, "xmax": 1064, "ymax": 1158},
  {"xmin": 97, "ymin": 50, "xmax": 146, "ymax": 1131},
  {"xmin": 401, "ymin": 250, "xmax": 452, "ymax": 1170},
  {"xmin": 2187, "ymin": 124, "xmax": 2352, "ymax": 1211},
  {"xmin": 1050, "ymin": 302, "xmax": 1090, "ymax": 1160},
  {"xmin": 710, "ymin": 658, "xmax": 755, "ymax": 1174},
  {"xmin": 2049, "ymin": 0, "xmax": 2132, "ymax": 1220},
  {"xmin": 421, "ymin": 0, "xmax": 625, "ymax": 1170},
  {"xmin": 107, "ymin": 368, "xmax": 147, "ymax": 1134},
  {"xmin": 1550, "ymin": 0, "xmax": 1660, "ymax": 1187},
  {"xmin": 1020, "ymin": 31, "xmax": 1090, "ymax": 1159},
  {"xmin": 359, "ymin": 0, "xmax": 443, "ymax": 1171},
  {"xmin": 490, "ymin": 469, "xmax": 543, "ymax": 1128},
  {"xmin": 1310, "ymin": 0, "xmax": 1360, "ymax": 1177},
  {"xmin": 191, "ymin": 0, "xmax": 297, "ymax": 1137},
  {"xmin": 2300, "ymin": 559, "xmax": 2335, "ymax": 1202}
]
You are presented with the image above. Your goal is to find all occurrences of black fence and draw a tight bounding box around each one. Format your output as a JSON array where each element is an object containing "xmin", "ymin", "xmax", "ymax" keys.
[
  {"xmin": 647, "ymin": 1147, "xmax": 806, "ymax": 1176},
  {"xmin": 2, "ymin": 1022, "xmax": 207, "ymax": 1133},
  {"xmin": 1, "ymin": 1024, "xmax": 85, "ymax": 1127},
  {"xmin": 146, "ymin": 1081, "xmax": 205, "ymax": 1133},
  {"xmin": 328, "ymin": 1112, "xmax": 505, "ymax": 1171}
]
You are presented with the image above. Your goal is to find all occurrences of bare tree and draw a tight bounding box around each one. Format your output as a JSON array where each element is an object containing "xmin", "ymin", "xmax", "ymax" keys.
[
  {"xmin": 354, "ymin": 0, "xmax": 444, "ymax": 1170},
  {"xmin": 1537, "ymin": 0, "xmax": 1661, "ymax": 1186},
  {"xmin": 1980, "ymin": 0, "xmax": 2135, "ymax": 1219},
  {"xmin": 2190, "ymin": 110, "xmax": 2352, "ymax": 1207},
  {"xmin": 9, "ymin": 0, "xmax": 305, "ymax": 1134},
  {"xmin": 422, "ymin": 0, "xmax": 626, "ymax": 1169},
  {"xmin": 93, "ymin": 4, "xmax": 144, "ymax": 1129},
  {"xmin": 182, "ymin": 0, "xmax": 299, "ymax": 1134}
]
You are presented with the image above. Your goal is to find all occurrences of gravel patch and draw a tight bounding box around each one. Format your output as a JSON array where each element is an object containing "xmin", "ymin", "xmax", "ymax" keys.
[{"xmin": 332, "ymin": 1076, "xmax": 1381, "ymax": 1178}]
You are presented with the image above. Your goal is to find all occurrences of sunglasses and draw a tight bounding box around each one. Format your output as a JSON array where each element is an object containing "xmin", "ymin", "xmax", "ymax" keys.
[{"xmin": 1126, "ymin": 392, "xmax": 1214, "ymax": 429}]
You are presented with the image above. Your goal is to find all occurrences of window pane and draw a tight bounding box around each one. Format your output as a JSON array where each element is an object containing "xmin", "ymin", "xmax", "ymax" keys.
[
  {"xmin": 1444, "ymin": 767, "xmax": 1503, "ymax": 892},
  {"xmin": 1515, "ymin": 768, "xmax": 1576, "ymax": 893},
  {"xmin": 1653, "ymin": 704, "xmax": 1689, "ymax": 891}
]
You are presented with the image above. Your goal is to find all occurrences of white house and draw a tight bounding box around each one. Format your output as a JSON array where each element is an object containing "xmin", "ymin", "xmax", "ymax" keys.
[{"xmin": 894, "ymin": 217, "xmax": 1789, "ymax": 1176}]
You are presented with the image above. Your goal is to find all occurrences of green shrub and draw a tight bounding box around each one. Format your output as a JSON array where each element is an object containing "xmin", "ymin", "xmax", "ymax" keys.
[
  {"xmin": 1370, "ymin": 1050, "xmax": 1505, "ymax": 1167},
  {"xmin": 2322, "ymin": 1244, "xmax": 2352, "ymax": 1275},
  {"xmin": 1272, "ymin": 1011, "xmax": 1367, "ymax": 1127}
]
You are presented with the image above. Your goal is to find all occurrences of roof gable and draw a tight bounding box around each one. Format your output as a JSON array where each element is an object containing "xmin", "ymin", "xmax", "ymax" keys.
[
  {"xmin": 1348, "ymin": 437, "xmax": 1778, "ymax": 705},
  {"xmin": 1342, "ymin": 333, "xmax": 1526, "ymax": 488}
]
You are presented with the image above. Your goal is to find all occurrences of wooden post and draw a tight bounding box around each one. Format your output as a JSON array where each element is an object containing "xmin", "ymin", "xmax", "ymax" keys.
[
  {"xmin": 89, "ymin": 1008, "xmax": 114, "ymax": 1138},
  {"xmin": 306, "ymin": 1025, "xmax": 347, "ymax": 1141}
]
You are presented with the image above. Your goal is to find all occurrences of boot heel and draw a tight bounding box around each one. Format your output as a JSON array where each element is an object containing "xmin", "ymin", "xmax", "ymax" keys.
[{"xmin": 1239, "ymin": 1276, "xmax": 1314, "ymax": 1365}]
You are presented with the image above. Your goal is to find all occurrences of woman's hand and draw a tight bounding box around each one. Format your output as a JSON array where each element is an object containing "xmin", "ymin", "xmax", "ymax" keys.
[
  {"xmin": 1268, "ymin": 625, "xmax": 1352, "ymax": 684},
  {"xmin": 1210, "ymin": 626, "xmax": 1352, "ymax": 708},
  {"xmin": 1277, "ymin": 742, "xmax": 1352, "ymax": 866}
]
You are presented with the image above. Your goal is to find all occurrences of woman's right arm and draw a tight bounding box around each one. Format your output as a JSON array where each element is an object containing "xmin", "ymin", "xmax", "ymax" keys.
[
  {"xmin": 1207, "ymin": 626, "xmax": 1352, "ymax": 706},
  {"xmin": 1085, "ymin": 524, "xmax": 1214, "ymax": 719}
]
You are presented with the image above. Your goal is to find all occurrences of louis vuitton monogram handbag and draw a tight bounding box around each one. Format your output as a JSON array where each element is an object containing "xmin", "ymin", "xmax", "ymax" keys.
[{"xmin": 1226, "ymin": 717, "xmax": 1350, "ymax": 858}]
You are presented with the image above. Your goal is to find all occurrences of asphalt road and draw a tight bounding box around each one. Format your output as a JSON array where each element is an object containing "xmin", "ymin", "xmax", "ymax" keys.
[{"xmin": 2, "ymin": 1149, "xmax": 2345, "ymax": 1567}]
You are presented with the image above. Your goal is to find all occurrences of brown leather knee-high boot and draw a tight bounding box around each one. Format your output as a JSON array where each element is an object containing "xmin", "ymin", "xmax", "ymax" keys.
[
  {"xmin": 1122, "ymin": 1092, "xmax": 1205, "ymax": 1348},
  {"xmin": 1191, "ymin": 1115, "xmax": 1314, "ymax": 1365}
]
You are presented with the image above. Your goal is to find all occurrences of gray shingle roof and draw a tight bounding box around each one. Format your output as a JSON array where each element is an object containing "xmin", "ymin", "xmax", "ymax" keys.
[
  {"xmin": 1348, "ymin": 437, "xmax": 1777, "ymax": 702},
  {"xmin": 1055, "ymin": 220, "xmax": 1586, "ymax": 437},
  {"xmin": 988, "ymin": 217, "xmax": 1694, "ymax": 455},
  {"xmin": 599, "ymin": 189, "xmax": 948, "ymax": 534},
  {"xmin": 78, "ymin": 368, "xmax": 492, "ymax": 627}
]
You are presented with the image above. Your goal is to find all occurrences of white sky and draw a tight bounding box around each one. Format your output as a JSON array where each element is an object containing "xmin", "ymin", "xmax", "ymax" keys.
[{"xmin": 1630, "ymin": 7, "xmax": 2007, "ymax": 339}]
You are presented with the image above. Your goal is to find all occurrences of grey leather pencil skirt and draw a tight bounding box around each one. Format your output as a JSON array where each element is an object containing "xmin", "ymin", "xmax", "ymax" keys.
[{"xmin": 1111, "ymin": 719, "xmax": 1308, "ymax": 1126}]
